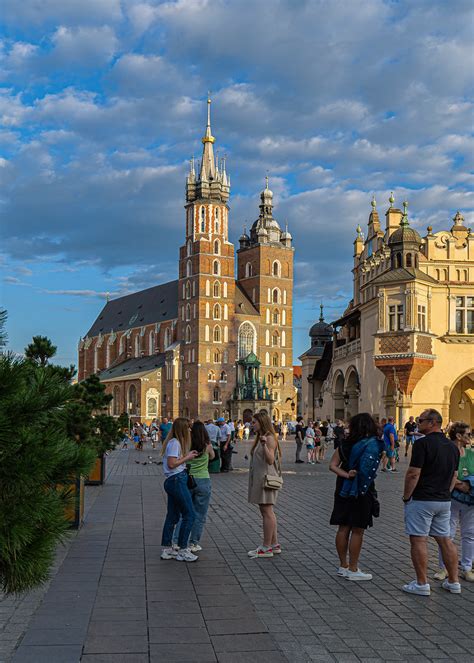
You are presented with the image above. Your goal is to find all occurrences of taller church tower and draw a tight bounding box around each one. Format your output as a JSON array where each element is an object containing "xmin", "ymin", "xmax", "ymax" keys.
[{"xmin": 177, "ymin": 98, "xmax": 236, "ymax": 419}]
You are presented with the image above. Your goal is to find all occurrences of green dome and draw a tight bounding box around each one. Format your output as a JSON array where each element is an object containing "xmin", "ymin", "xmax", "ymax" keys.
[{"xmin": 389, "ymin": 225, "xmax": 422, "ymax": 246}]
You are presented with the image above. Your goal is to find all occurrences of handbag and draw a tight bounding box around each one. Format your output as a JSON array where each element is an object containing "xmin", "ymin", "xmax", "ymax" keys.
[
  {"xmin": 263, "ymin": 447, "xmax": 283, "ymax": 490},
  {"xmin": 186, "ymin": 465, "xmax": 197, "ymax": 490}
]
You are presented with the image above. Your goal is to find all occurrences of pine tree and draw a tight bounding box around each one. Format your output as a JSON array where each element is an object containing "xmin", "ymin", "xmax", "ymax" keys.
[
  {"xmin": 0, "ymin": 355, "xmax": 96, "ymax": 594},
  {"xmin": 24, "ymin": 335, "xmax": 57, "ymax": 366}
]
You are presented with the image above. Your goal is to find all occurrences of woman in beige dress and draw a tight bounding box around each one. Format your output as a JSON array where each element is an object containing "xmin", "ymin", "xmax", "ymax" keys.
[{"xmin": 247, "ymin": 411, "xmax": 282, "ymax": 559}]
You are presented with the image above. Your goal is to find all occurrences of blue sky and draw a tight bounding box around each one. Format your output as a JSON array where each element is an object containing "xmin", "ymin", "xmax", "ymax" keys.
[{"xmin": 1, "ymin": 0, "xmax": 473, "ymax": 366}]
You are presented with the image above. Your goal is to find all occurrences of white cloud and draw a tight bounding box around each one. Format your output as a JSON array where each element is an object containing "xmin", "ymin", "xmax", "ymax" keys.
[{"xmin": 50, "ymin": 25, "xmax": 118, "ymax": 67}]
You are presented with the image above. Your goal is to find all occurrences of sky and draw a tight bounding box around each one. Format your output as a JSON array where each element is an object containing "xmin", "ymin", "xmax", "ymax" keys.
[{"xmin": 1, "ymin": 0, "xmax": 473, "ymax": 366}]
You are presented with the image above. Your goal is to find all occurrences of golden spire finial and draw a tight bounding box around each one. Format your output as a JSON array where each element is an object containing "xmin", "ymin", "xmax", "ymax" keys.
[
  {"xmin": 389, "ymin": 191, "xmax": 395, "ymax": 207},
  {"xmin": 371, "ymin": 194, "xmax": 376, "ymax": 210},
  {"xmin": 265, "ymin": 173, "xmax": 269, "ymax": 190}
]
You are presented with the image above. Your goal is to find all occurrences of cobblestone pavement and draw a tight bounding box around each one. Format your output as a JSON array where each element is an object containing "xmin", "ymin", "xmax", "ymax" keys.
[{"xmin": 5, "ymin": 439, "xmax": 474, "ymax": 663}]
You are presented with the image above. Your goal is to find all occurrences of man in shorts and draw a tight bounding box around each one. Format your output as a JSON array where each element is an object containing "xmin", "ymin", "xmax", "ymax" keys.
[
  {"xmin": 383, "ymin": 416, "xmax": 398, "ymax": 472},
  {"xmin": 402, "ymin": 408, "xmax": 461, "ymax": 596},
  {"xmin": 404, "ymin": 416, "xmax": 417, "ymax": 457}
]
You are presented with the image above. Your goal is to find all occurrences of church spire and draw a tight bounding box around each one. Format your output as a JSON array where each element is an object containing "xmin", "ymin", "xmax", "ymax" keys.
[
  {"xmin": 200, "ymin": 95, "xmax": 216, "ymax": 181},
  {"xmin": 319, "ymin": 302, "xmax": 324, "ymax": 322}
]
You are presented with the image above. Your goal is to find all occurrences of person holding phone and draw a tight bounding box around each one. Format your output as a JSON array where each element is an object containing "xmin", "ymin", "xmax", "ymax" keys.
[
  {"xmin": 160, "ymin": 418, "xmax": 199, "ymax": 563},
  {"xmin": 247, "ymin": 411, "xmax": 282, "ymax": 559}
]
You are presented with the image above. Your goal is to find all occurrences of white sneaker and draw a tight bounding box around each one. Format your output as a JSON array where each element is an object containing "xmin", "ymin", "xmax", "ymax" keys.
[
  {"xmin": 402, "ymin": 580, "xmax": 430, "ymax": 596},
  {"xmin": 441, "ymin": 579, "xmax": 461, "ymax": 594},
  {"xmin": 337, "ymin": 566, "xmax": 349, "ymax": 577},
  {"xmin": 346, "ymin": 568, "xmax": 372, "ymax": 581},
  {"xmin": 160, "ymin": 547, "xmax": 178, "ymax": 560},
  {"xmin": 190, "ymin": 543, "xmax": 202, "ymax": 552},
  {"xmin": 272, "ymin": 544, "xmax": 282, "ymax": 554},
  {"xmin": 248, "ymin": 546, "xmax": 273, "ymax": 559},
  {"xmin": 176, "ymin": 548, "xmax": 198, "ymax": 562},
  {"xmin": 433, "ymin": 568, "xmax": 448, "ymax": 581}
]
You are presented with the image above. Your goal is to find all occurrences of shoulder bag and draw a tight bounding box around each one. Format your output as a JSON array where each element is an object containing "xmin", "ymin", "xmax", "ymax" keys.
[{"xmin": 264, "ymin": 446, "xmax": 283, "ymax": 490}]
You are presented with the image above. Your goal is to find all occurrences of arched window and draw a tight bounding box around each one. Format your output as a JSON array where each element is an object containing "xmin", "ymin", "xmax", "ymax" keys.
[
  {"xmin": 238, "ymin": 321, "xmax": 256, "ymax": 359},
  {"xmin": 396, "ymin": 253, "xmax": 402, "ymax": 268},
  {"xmin": 106, "ymin": 342, "xmax": 111, "ymax": 368},
  {"xmin": 268, "ymin": 373, "xmax": 274, "ymax": 385},
  {"xmin": 205, "ymin": 302, "xmax": 210, "ymax": 318},
  {"xmin": 186, "ymin": 239, "xmax": 192, "ymax": 256},
  {"xmin": 200, "ymin": 206, "xmax": 205, "ymax": 232},
  {"xmin": 112, "ymin": 386, "xmax": 120, "ymax": 416},
  {"xmin": 149, "ymin": 331, "xmax": 155, "ymax": 355},
  {"xmin": 265, "ymin": 351, "xmax": 270, "ymax": 365},
  {"xmin": 266, "ymin": 309, "xmax": 270, "ymax": 324},
  {"xmin": 213, "ymin": 349, "xmax": 220, "ymax": 363},
  {"xmin": 224, "ymin": 326, "xmax": 228, "ymax": 342},
  {"xmin": 213, "ymin": 260, "xmax": 220, "ymax": 275},
  {"xmin": 213, "ymin": 303, "xmax": 221, "ymax": 320},
  {"xmin": 185, "ymin": 281, "xmax": 191, "ymax": 299},
  {"xmin": 213, "ymin": 387, "xmax": 221, "ymax": 403},
  {"xmin": 213, "ymin": 281, "xmax": 220, "ymax": 298},
  {"xmin": 208, "ymin": 370, "xmax": 215, "ymax": 381},
  {"xmin": 213, "ymin": 325, "xmax": 221, "ymax": 343},
  {"xmin": 128, "ymin": 385, "xmax": 137, "ymax": 414},
  {"xmin": 265, "ymin": 329, "xmax": 270, "ymax": 345},
  {"xmin": 205, "ymin": 280, "xmax": 210, "ymax": 296},
  {"xmin": 134, "ymin": 335, "xmax": 140, "ymax": 357},
  {"xmin": 272, "ymin": 288, "xmax": 279, "ymax": 304},
  {"xmin": 223, "ymin": 282, "xmax": 227, "ymax": 298},
  {"xmin": 283, "ymin": 289, "xmax": 287, "ymax": 304},
  {"xmin": 282, "ymin": 310, "xmax": 286, "ymax": 325},
  {"xmin": 185, "ymin": 325, "xmax": 191, "ymax": 344},
  {"xmin": 164, "ymin": 327, "xmax": 172, "ymax": 349},
  {"xmin": 214, "ymin": 239, "xmax": 220, "ymax": 255},
  {"xmin": 186, "ymin": 260, "xmax": 192, "ymax": 277},
  {"xmin": 215, "ymin": 207, "xmax": 220, "ymax": 233},
  {"xmin": 147, "ymin": 397, "xmax": 157, "ymax": 417},
  {"xmin": 272, "ymin": 309, "xmax": 279, "ymax": 324},
  {"xmin": 272, "ymin": 331, "xmax": 280, "ymax": 347},
  {"xmin": 281, "ymin": 330, "xmax": 286, "ymax": 347},
  {"xmin": 406, "ymin": 253, "xmax": 412, "ymax": 268},
  {"xmin": 272, "ymin": 353, "xmax": 278, "ymax": 367},
  {"xmin": 205, "ymin": 325, "xmax": 209, "ymax": 341},
  {"xmin": 245, "ymin": 262, "xmax": 253, "ymax": 277},
  {"xmin": 224, "ymin": 304, "xmax": 228, "ymax": 320},
  {"xmin": 281, "ymin": 352, "xmax": 286, "ymax": 367},
  {"xmin": 273, "ymin": 260, "xmax": 281, "ymax": 277},
  {"xmin": 220, "ymin": 370, "xmax": 227, "ymax": 382},
  {"xmin": 186, "ymin": 303, "xmax": 191, "ymax": 321}
]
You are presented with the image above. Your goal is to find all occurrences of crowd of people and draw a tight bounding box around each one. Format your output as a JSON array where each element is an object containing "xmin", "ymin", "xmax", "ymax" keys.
[{"xmin": 119, "ymin": 408, "xmax": 473, "ymax": 596}]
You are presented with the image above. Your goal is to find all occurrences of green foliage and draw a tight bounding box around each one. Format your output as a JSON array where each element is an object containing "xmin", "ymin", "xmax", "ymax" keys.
[
  {"xmin": 24, "ymin": 335, "xmax": 57, "ymax": 367},
  {"xmin": 0, "ymin": 354, "xmax": 96, "ymax": 595},
  {"xmin": 0, "ymin": 309, "xmax": 7, "ymax": 350},
  {"xmin": 117, "ymin": 412, "xmax": 130, "ymax": 431}
]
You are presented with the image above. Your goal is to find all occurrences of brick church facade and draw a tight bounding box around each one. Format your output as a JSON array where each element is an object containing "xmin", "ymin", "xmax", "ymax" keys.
[{"xmin": 79, "ymin": 99, "xmax": 296, "ymax": 423}]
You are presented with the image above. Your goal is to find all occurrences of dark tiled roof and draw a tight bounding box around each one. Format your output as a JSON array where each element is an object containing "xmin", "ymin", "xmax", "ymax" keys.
[
  {"xmin": 234, "ymin": 284, "xmax": 259, "ymax": 316},
  {"xmin": 85, "ymin": 280, "xmax": 178, "ymax": 337},
  {"xmin": 310, "ymin": 341, "xmax": 333, "ymax": 382},
  {"xmin": 372, "ymin": 268, "xmax": 437, "ymax": 285},
  {"xmin": 300, "ymin": 345, "xmax": 325, "ymax": 359},
  {"xmin": 98, "ymin": 353, "xmax": 166, "ymax": 381}
]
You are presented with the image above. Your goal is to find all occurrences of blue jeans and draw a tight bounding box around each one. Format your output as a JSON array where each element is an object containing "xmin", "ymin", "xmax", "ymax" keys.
[
  {"xmin": 173, "ymin": 478, "xmax": 212, "ymax": 546},
  {"xmin": 161, "ymin": 471, "xmax": 195, "ymax": 549}
]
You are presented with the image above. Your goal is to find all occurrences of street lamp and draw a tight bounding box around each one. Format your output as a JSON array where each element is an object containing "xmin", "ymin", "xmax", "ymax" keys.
[
  {"xmin": 318, "ymin": 394, "xmax": 324, "ymax": 408},
  {"xmin": 343, "ymin": 391, "xmax": 350, "ymax": 406}
]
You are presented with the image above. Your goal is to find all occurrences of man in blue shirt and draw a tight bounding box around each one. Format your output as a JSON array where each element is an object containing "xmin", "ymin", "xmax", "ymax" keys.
[
  {"xmin": 383, "ymin": 416, "xmax": 398, "ymax": 472},
  {"xmin": 159, "ymin": 417, "xmax": 172, "ymax": 443}
]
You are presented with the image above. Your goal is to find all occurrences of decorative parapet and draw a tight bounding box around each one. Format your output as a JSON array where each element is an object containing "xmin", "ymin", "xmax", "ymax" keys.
[{"xmin": 333, "ymin": 338, "xmax": 361, "ymax": 361}]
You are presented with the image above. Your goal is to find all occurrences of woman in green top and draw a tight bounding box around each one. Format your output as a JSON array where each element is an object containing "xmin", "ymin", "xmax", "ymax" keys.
[{"xmin": 173, "ymin": 421, "xmax": 215, "ymax": 553}]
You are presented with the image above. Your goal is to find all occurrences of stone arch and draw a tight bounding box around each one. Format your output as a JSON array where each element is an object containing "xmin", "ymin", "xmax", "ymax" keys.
[
  {"xmin": 332, "ymin": 371, "xmax": 345, "ymax": 421},
  {"xmin": 449, "ymin": 370, "xmax": 474, "ymax": 428},
  {"xmin": 344, "ymin": 366, "xmax": 360, "ymax": 419}
]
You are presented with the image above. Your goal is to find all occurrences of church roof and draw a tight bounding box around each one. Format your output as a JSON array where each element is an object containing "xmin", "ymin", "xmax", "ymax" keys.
[
  {"xmin": 98, "ymin": 353, "xmax": 166, "ymax": 381},
  {"xmin": 372, "ymin": 267, "xmax": 437, "ymax": 285},
  {"xmin": 310, "ymin": 341, "xmax": 333, "ymax": 382},
  {"xmin": 234, "ymin": 284, "xmax": 259, "ymax": 316},
  {"xmin": 85, "ymin": 280, "xmax": 178, "ymax": 338}
]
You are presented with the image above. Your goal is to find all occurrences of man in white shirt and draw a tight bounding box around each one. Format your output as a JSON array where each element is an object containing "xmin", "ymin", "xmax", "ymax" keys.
[{"xmin": 217, "ymin": 418, "xmax": 232, "ymax": 472}]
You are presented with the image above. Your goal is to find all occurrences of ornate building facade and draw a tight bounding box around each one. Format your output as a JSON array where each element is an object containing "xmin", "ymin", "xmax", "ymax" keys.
[
  {"xmin": 309, "ymin": 196, "xmax": 474, "ymax": 428},
  {"xmin": 78, "ymin": 99, "xmax": 295, "ymax": 423}
]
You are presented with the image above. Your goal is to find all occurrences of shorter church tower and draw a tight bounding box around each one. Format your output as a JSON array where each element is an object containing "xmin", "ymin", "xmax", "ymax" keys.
[{"xmin": 236, "ymin": 179, "xmax": 295, "ymax": 421}]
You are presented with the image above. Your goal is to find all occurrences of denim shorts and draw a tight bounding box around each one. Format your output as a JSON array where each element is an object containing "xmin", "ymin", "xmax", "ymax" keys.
[{"xmin": 404, "ymin": 499, "xmax": 451, "ymax": 537}]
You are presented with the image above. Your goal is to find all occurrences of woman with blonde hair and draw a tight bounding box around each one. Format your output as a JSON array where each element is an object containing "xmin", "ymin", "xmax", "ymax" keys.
[
  {"xmin": 160, "ymin": 418, "xmax": 199, "ymax": 562},
  {"xmin": 247, "ymin": 411, "xmax": 283, "ymax": 559}
]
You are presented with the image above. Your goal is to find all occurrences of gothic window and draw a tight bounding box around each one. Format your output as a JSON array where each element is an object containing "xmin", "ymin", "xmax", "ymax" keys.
[
  {"xmin": 185, "ymin": 281, "xmax": 191, "ymax": 299},
  {"xmin": 193, "ymin": 303, "xmax": 196, "ymax": 318},
  {"xmin": 213, "ymin": 281, "xmax": 220, "ymax": 298},
  {"xmin": 281, "ymin": 353, "xmax": 286, "ymax": 367},
  {"xmin": 149, "ymin": 331, "xmax": 155, "ymax": 354},
  {"xmin": 186, "ymin": 239, "xmax": 192, "ymax": 256},
  {"xmin": 224, "ymin": 304, "xmax": 228, "ymax": 320},
  {"xmin": 192, "ymin": 281, "xmax": 196, "ymax": 296},
  {"xmin": 186, "ymin": 260, "xmax": 192, "ymax": 277},
  {"xmin": 417, "ymin": 305, "xmax": 427, "ymax": 331},
  {"xmin": 213, "ymin": 387, "xmax": 221, "ymax": 403},
  {"xmin": 273, "ymin": 261, "xmax": 281, "ymax": 277},
  {"xmin": 186, "ymin": 304, "xmax": 191, "ymax": 321},
  {"xmin": 281, "ymin": 330, "xmax": 286, "ymax": 347},
  {"xmin": 272, "ymin": 353, "xmax": 279, "ymax": 367},
  {"xmin": 220, "ymin": 370, "xmax": 227, "ymax": 382},
  {"xmin": 164, "ymin": 327, "xmax": 172, "ymax": 348},
  {"xmin": 272, "ymin": 309, "xmax": 279, "ymax": 324},
  {"xmin": 106, "ymin": 342, "xmax": 111, "ymax": 368},
  {"xmin": 119, "ymin": 334, "xmax": 125, "ymax": 355},
  {"xmin": 147, "ymin": 398, "xmax": 157, "ymax": 417},
  {"xmin": 265, "ymin": 351, "xmax": 270, "ymax": 365},
  {"xmin": 245, "ymin": 262, "xmax": 253, "ymax": 277},
  {"xmin": 265, "ymin": 329, "xmax": 270, "ymax": 345},
  {"xmin": 283, "ymin": 289, "xmax": 287, "ymax": 304},
  {"xmin": 213, "ymin": 325, "xmax": 221, "ymax": 343},
  {"xmin": 272, "ymin": 288, "xmax": 280, "ymax": 304},
  {"xmin": 214, "ymin": 239, "xmax": 220, "ymax": 255},
  {"xmin": 268, "ymin": 373, "xmax": 274, "ymax": 385},
  {"xmin": 282, "ymin": 310, "xmax": 286, "ymax": 325},
  {"xmin": 128, "ymin": 385, "xmax": 137, "ymax": 413},
  {"xmin": 192, "ymin": 348, "xmax": 195, "ymax": 362},
  {"xmin": 181, "ymin": 306, "xmax": 185, "ymax": 321},
  {"xmin": 406, "ymin": 253, "xmax": 412, "ymax": 268},
  {"xmin": 185, "ymin": 325, "xmax": 191, "ymax": 344},
  {"xmin": 223, "ymin": 282, "xmax": 227, "ymax": 297},
  {"xmin": 205, "ymin": 302, "xmax": 210, "ymax": 318},
  {"xmin": 224, "ymin": 326, "xmax": 228, "ymax": 342},
  {"xmin": 213, "ymin": 260, "xmax": 220, "ymax": 275},
  {"xmin": 213, "ymin": 349, "xmax": 220, "ymax": 363},
  {"xmin": 205, "ymin": 325, "xmax": 210, "ymax": 341},
  {"xmin": 205, "ymin": 280, "xmax": 210, "ymax": 296},
  {"xmin": 213, "ymin": 303, "xmax": 221, "ymax": 320},
  {"xmin": 266, "ymin": 309, "xmax": 270, "ymax": 324},
  {"xmin": 272, "ymin": 331, "xmax": 280, "ymax": 347},
  {"xmin": 113, "ymin": 386, "xmax": 120, "ymax": 416},
  {"xmin": 238, "ymin": 321, "xmax": 256, "ymax": 359},
  {"xmin": 215, "ymin": 207, "xmax": 220, "ymax": 233},
  {"xmin": 223, "ymin": 349, "xmax": 228, "ymax": 363},
  {"xmin": 208, "ymin": 370, "xmax": 215, "ymax": 381},
  {"xmin": 200, "ymin": 206, "xmax": 205, "ymax": 232}
]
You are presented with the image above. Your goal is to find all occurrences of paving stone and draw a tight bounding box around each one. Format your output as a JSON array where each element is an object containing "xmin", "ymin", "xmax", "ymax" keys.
[
  {"xmin": 206, "ymin": 617, "xmax": 268, "ymax": 635},
  {"xmin": 211, "ymin": 633, "xmax": 278, "ymax": 652},
  {"xmin": 216, "ymin": 653, "xmax": 287, "ymax": 663},
  {"xmin": 12, "ymin": 644, "xmax": 83, "ymax": 663},
  {"xmin": 81, "ymin": 656, "xmax": 149, "ymax": 663},
  {"xmin": 149, "ymin": 626, "xmax": 211, "ymax": 643},
  {"xmin": 87, "ymin": 621, "xmax": 148, "ymax": 636},
  {"xmin": 83, "ymin": 635, "xmax": 148, "ymax": 654},
  {"xmin": 19, "ymin": 627, "xmax": 86, "ymax": 646},
  {"xmin": 149, "ymin": 643, "xmax": 217, "ymax": 662}
]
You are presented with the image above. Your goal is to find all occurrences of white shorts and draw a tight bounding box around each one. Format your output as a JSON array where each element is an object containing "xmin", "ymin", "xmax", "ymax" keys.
[{"xmin": 404, "ymin": 500, "xmax": 451, "ymax": 537}]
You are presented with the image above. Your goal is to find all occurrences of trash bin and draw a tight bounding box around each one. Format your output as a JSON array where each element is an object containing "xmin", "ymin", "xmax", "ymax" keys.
[{"xmin": 209, "ymin": 444, "xmax": 220, "ymax": 473}]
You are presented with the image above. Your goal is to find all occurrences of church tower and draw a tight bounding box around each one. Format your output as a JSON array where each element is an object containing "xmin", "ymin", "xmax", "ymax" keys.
[
  {"xmin": 177, "ymin": 98, "xmax": 236, "ymax": 419},
  {"xmin": 237, "ymin": 179, "xmax": 295, "ymax": 421}
]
